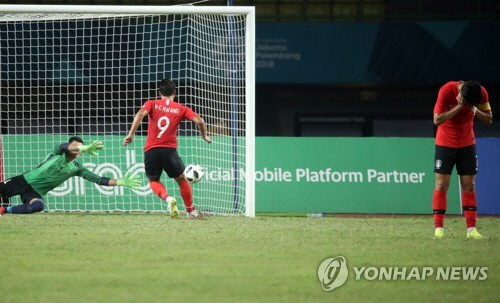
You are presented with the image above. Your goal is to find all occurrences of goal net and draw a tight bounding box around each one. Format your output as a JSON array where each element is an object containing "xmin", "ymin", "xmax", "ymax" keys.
[{"xmin": 0, "ymin": 5, "xmax": 255, "ymax": 217}]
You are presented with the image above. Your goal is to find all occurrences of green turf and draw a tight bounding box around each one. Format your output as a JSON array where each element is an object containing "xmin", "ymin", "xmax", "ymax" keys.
[{"xmin": 0, "ymin": 214, "xmax": 498, "ymax": 303}]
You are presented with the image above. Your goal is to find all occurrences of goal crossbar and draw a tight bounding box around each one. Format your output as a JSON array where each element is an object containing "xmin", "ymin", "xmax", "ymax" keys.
[{"xmin": 0, "ymin": 5, "xmax": 255, "ymax": 15}]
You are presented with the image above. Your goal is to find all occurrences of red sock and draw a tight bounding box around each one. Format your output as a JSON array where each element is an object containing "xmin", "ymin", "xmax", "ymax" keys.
[
  {"xmin": 179, "ymin": 179, "xmax": 194, "ymax": 212},
  {"xmin": 462, "ymin": 191, "xmax": 477, "ymax": 228},
  {"xmin": 432, "ymin": 189, "xmax": 447, "ymax": 228},
  {"xmin": 149, "ymin": 181, "xmax": 168, "ymax": 200}
]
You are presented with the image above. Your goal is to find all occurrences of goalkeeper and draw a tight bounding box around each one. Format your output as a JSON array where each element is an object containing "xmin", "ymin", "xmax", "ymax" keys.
[{"xmin": 0, "ymin": 136, "xmax": 141, "ymax": 215}]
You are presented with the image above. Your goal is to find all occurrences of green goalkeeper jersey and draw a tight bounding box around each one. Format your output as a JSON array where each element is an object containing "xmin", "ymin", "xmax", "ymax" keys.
[{"xmin": 23, "ymin": 144, "xmax": 102, "ymax": 196}]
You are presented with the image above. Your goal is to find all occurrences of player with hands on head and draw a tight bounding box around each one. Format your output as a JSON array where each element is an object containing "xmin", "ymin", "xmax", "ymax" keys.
[
  {"xmin": 123, "ymin": 79, "xmax": 211, "ymax": 219},
  {"xmin": 432, "ymin": 80, "xmax": 493, "ymax": 239},
  {"xmin": 0, "ymin": 137, "xmax": 141, "ymax": 216}
]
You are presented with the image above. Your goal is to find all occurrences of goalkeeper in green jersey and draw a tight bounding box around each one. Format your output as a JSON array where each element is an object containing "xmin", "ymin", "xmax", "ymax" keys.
[{"xmin": 0, "ymin": 136, "xmax": 141, "ymax": 215}]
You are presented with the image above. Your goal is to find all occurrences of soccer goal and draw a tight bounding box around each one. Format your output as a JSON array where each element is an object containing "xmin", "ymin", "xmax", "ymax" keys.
[{"xmin": 0, "ymin": 5, "xmax": 255, "ymax": 217}]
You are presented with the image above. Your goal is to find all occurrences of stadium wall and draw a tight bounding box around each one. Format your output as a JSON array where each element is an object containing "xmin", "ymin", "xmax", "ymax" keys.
[
  {"xmin": 254, "ymin": 137, "xmax": 461, "ymax": 215},
  {"xmin": 3, "ymin": 21, "xmax": 499, "ymax": 86},
  {"xmin": 2, "ymin": 136, "xmax": 498, "ymax": 214},
  {"xmin": 254, "ymin": 137, "xmax": 499, "ymax": 215},
  {"xmin": 256, "ymin": 21, "xmax": 500, "ymax": 84}
]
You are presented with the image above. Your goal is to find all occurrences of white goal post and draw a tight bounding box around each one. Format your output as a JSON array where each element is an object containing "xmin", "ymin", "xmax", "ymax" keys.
[{"xmin": 0, "ymin": 5, "xmax": 255, "ymax": 217}]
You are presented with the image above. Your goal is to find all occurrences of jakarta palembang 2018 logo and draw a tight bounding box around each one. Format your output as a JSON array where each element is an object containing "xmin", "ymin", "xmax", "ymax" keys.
[{"xmin": 317, "ymin": 256, "xmax": 348, "ymax": 291}]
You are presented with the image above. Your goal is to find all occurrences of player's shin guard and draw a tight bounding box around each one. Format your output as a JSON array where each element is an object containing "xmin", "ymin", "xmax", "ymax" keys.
[
  {"xmin": 462, "ymin": 191, "xmax": 477, "ymax": 228},
  {"xmin": 11, "ymin": 199, "xmax": 44, "ymax": 214},
  {"xmin": 179, "ymin": 179, "xmax": 194, "ymax": 213},
  {"xmin": 149, "ymin": 181, "xmax": 168, "ymax": 201},
  {"xmin": 432, "ymin": 189, "xmax": 447, "ymax": 228}
]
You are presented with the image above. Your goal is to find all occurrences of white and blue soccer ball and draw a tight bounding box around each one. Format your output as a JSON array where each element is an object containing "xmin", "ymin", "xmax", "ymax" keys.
[{"xmin": 184, "ymin": 164, "xmax": 204, "ymax": 183}]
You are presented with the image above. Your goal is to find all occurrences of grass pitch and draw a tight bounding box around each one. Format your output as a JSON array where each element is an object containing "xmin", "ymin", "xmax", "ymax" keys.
[{"xmin": 0, "ymin": 214, "xmax": 499, "ymax": 303}]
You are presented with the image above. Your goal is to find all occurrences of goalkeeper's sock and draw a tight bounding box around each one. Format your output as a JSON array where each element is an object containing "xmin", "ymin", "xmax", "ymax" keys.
[
  {"xmin": 462, "ymin": 191, "xmax": 477, "ymax": 228},
  {"xmin": 11, "ymin": 199, "xmax": 44, "ymax": 214},
  {"xmin": 432, "ymin": 189, "xmax": 447, "ymax": 228},
  {"xmin": 149, "ymin": 181, "xmax": 168, "ymax": 201},
  {"xmin": 179, "ymin": 179, "xmax": 194, "ymax": 213}
]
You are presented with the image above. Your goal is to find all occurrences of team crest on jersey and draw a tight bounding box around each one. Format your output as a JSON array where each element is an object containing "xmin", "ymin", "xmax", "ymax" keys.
[{"xmin": 435, "ymin": 160, "xmax": 442, "ymax": 169}]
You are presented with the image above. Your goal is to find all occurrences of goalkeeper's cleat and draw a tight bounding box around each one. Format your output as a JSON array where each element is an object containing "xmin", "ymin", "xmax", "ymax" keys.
[
  {"xmin": 169, "ymin": 198, "xmax": 179, "ymax": 219},
  {"xmin": 0, "ymin": 206, "xmax": 5, "ymax": 216},
  {"xmin": 434, "ymin": 228, "xmax": 444, "ymax": 239},
  {"xmin": 466, "ymin": 228, "xmax": 484, "ymax": 240},
  {"xmin": 187, "ymin": 209, "xmax": 203, "ymax": 220}
]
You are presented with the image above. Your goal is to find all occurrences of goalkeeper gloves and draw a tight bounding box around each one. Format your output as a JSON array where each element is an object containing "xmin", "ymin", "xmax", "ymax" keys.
[
  {"xmin": 117, "ymin": 172, "xmax": 141, "ymax": 190},
  {"xmin": 78, "ymin": 140, "xmax": 104, "ymax": 156}
]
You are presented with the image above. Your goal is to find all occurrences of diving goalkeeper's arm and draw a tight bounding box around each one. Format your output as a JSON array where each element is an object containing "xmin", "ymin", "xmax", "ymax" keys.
[
  {"xmin": 66, "ymin": 140, "xmax": 104, "ymax": 156},
  {"xmin": 113, "ymin": 172, "xmax": 142, "ymax": 190},
  {"xmin": 80, "ymin": 170, "xmax": 142, "ymax": 190}
]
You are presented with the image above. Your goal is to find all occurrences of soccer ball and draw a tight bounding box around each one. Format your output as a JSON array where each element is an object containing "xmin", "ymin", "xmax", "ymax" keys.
[{"xmin": 184, "ymin": 164, "xmax": 204, "ymax": 183}]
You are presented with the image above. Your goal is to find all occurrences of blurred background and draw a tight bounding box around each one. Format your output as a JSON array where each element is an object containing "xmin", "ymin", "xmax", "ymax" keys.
[{"xmin": 2, "ymin": 0, "xmax": 499, "ymax": 137}]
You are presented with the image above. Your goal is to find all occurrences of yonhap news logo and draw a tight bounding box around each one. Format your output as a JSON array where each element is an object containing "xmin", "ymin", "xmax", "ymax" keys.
[
  {"xmin": 317, "ymin": 256, "xmax": 488, "ymax": 292},
  {"xmin": 317, "ymin": 256, "xmax": 349, "ymax": 291}
]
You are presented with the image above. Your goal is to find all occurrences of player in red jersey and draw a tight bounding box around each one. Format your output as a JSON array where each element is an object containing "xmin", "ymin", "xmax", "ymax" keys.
[
  {"xmin": 123, "ymin": 79, "xmax": 211, "ymax": 219},
  {"xmin": 432, "ymin": 80, "xmax": 493, "ymax": 239}
]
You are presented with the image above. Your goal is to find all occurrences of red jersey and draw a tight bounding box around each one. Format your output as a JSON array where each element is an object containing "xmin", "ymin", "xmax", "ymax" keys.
[
  {"xmin": 434, "ymin": 81, "xmax": 491, "ymax": 148},
  {"xmin": 142, "ymin": 97, "xmax": 198, "ymax": 151}
]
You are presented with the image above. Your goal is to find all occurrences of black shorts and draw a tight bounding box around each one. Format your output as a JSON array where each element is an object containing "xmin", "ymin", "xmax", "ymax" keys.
[
  {"xmin": 0, "ymin": 175, "xmax": 43, "ymax": 204},
  {"xmin": 144, "ymin": 147, "xmax": 185, "ymax": 180},
  {"xmin": 434, "ymin": 144, "xmax": 478, "ymax": 175}
]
